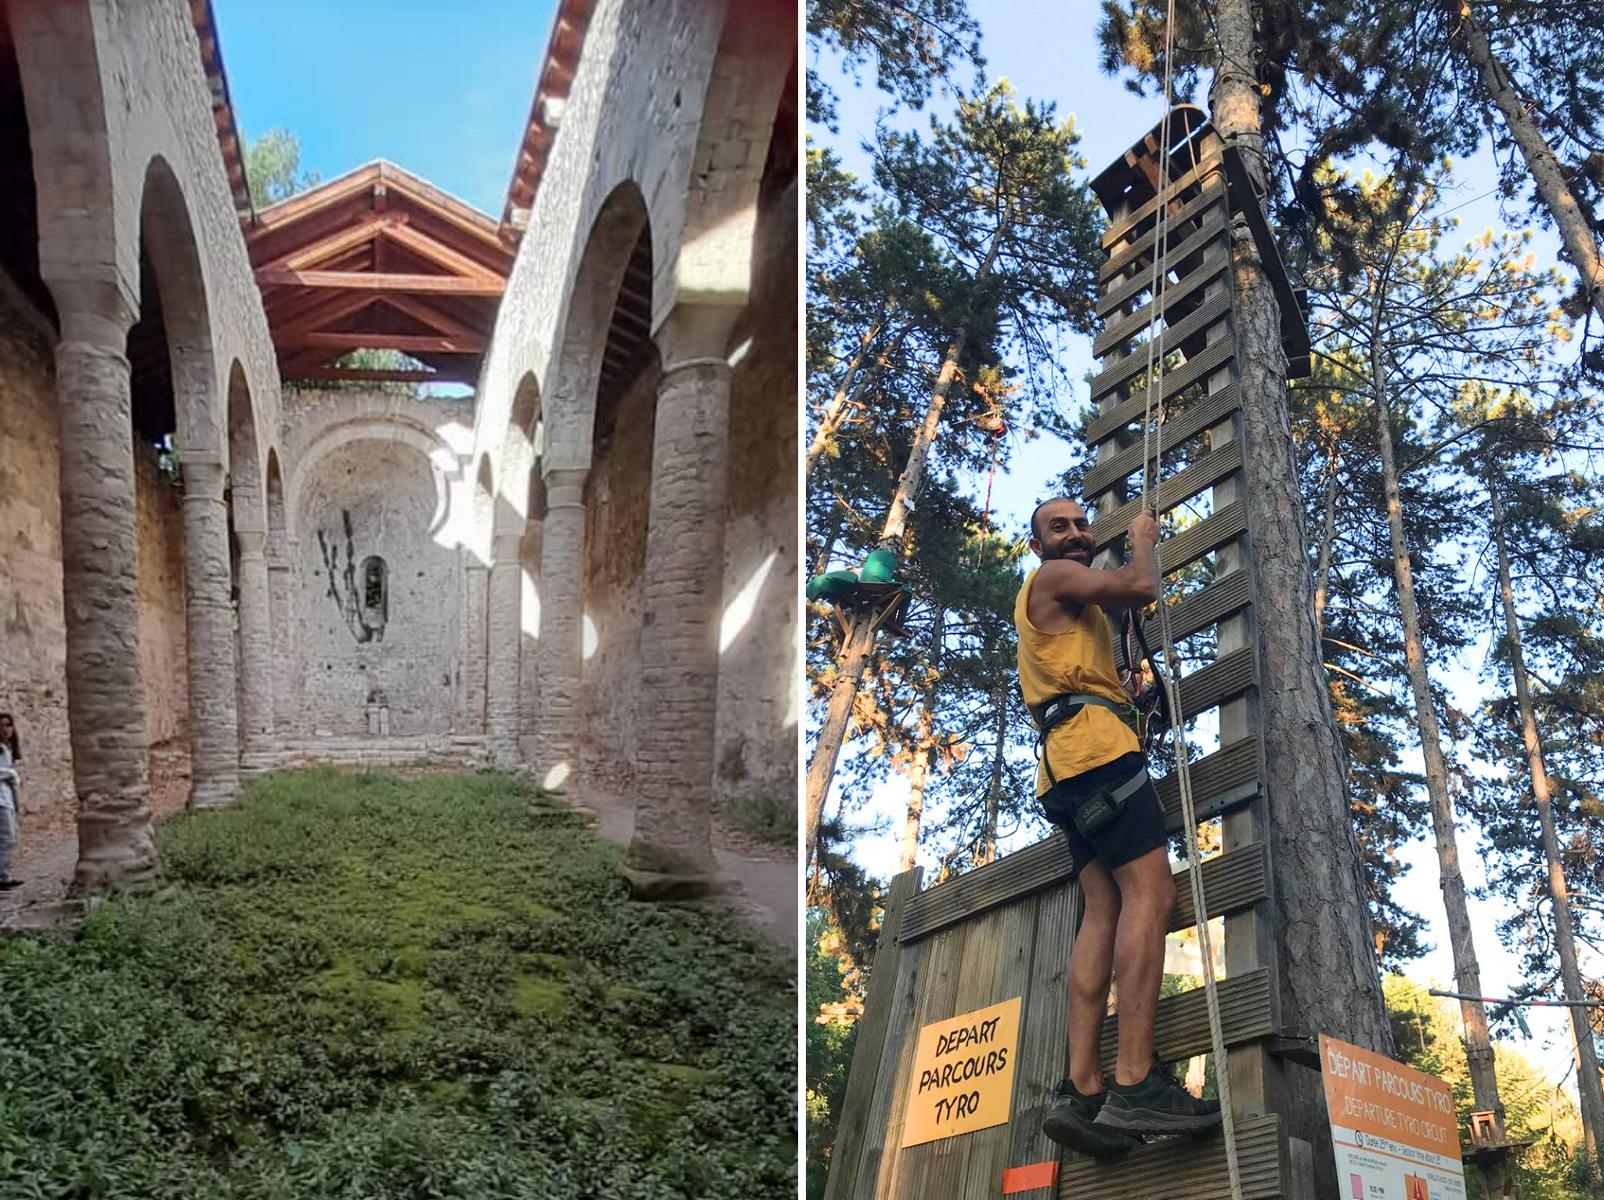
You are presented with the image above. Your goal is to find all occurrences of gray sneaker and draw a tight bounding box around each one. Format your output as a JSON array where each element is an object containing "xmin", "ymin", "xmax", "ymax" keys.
[
  {"xmin": 1041, "ymin": 1080, "xmax": 1139, "ymax": 1158},
  {"xmin": 1092, "ymin": 1064, "xmax": 1222, "ymax": 1136}
]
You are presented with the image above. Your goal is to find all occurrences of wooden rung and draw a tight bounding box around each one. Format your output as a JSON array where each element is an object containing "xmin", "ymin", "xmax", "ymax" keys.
[
  {"xmin": 897, "ymin": 836, "xmax": 1269, "ymax": 945},
  {"xmin": 1088, "ymin": 338, "xmax": 1237, "ymax": 460},
  {"xmin": 1177, "ymin": 646, "xmax": 1257, "ymax": 718},
  {"xmin": 1158, "ymin": 503, "xmax": 1246, "ymax": 576},
  {"xmin": 1060, "ymin": 1114, "xmax": 1284, "ymax": 1199},
  {"xmin": 1088, "ymin": 291, "xmax": 1233, "ymax": 411},
  {"xmin": 1094, "ymin": 253, "xmax": 1229, "ymax": 358},
  {"xmin": 1091, "ymin": 441, "xmax": 1243, "ymax": 551},
  {"xmin": 1097, "ymin": 214, "xmax": 1230, "ymax": 319},
  {"xmin": 1100, "ymin": 153, "xmax": 1224, "ymax": 250},
  {"xmin": 1100, "ymin": 181, "xmax": 1227, "ymax": 282},
  {"xmin": 1113, "ymin": 571, "xmax": 1253, "ymax": 671},
  {"xmin": 1083, "ymin": 383, "xmax": 1239, "ymax": 496},
  {"xmin": 1158, "ymin": 736, "xmax": 1259, "ymax": 832},
  {"xmin": 1098, "ymin": 967, "xmax": 1275, "ymax": 1069}
]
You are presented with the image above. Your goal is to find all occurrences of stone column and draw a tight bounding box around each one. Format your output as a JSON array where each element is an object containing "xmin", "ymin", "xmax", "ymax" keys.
[
  {"xmin": 234, "ymin": 526, "xmax": 274, "ymax": 753},
  {"xmin": 267, "ymin": 538, "xmax": 295, "ymax": 737},
  {"xmin": 458, "ymin": 560, "xmax": 489, "ymax": 735},
  {"xmin": 52, "ymin": 293, "xmax": 160, "ymax": 891},
  {"xmin": 181, "ymin": 459, "xmax": 241, "ymax": 808},
  {"xmin": 485, "ymin": 530, "xmax": 524, "ymax": 766},
  {"xmin": 533, "ymin": 466, "xmax": 588, "ymax": 789},
  {"xmin": 623, "ymin": 305, "xmax": 739, "ymax": 897}
]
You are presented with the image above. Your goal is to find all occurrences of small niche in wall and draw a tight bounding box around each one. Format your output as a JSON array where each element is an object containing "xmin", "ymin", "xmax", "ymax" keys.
[{"xmin": 361, "ymin": 556, "xmax": 388, "ymax": 636}]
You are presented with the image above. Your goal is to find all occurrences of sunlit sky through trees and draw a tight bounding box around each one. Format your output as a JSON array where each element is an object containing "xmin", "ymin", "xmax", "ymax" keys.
[{"xmin": 811, "ymin": 0, "xmax": 1589, "ymax": 1101}]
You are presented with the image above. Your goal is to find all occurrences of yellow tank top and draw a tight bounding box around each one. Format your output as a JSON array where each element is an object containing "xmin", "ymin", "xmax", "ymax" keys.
[{"xmin": 1014, "ymin": 567, "xmax": 1139, "ymax": 795}]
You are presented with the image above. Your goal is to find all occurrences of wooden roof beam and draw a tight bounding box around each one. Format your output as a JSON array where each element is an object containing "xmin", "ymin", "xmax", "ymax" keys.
[
  {"xmin": 255, "ymin": 269, "xmax": 505, "ymax": 295},
  {"xmin": 377, "ymin": 293, "xmax": 484, "ymax": 339},
  {"xmin": 261, "ymin": 213, "xmax": 404, "ymax": 273},
  {"xmin": 381, "ymin": 223, "xmax": 506, "ymax": 282},
  {"xmin": 282, "ymin": 331, "xmax": 489, "ymax": 354}
]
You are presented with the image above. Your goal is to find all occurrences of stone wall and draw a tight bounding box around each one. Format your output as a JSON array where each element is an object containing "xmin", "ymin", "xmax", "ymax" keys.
[
  {"xmin": 715, "ymin": 168, "xmax": 797, "ymax": 814},
  {"xmin": 578, "ymin": 361, "xmax": 658, "ymax": 791},
  {"xmin": 135, "ymin": 445, "xmax": 188, "ymax": 746},
  {"xmin": 294, "ymin": 438, "xmax": 460, "ymax": 738},
  {"xmin": 0, "ymin": 306, "xmax": 71, "ymax": 821}
]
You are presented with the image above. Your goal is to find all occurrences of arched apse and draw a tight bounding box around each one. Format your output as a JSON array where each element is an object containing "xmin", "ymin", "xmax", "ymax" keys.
[
  {"xmin": 132, "ymin": 154, "xmax": 239, "ymax": 809},
  {"xmin": 292, "ymin": 436, "xmax": 461, "ymax": 738},
  {"xmin": 284, "ymin": 418, "xmax": 459, "ymax": 546},
  {"xmin": 226, "ymin": 361, "xmax": 274, "ymax": 749},
  {"xmin": 503, "ymin": 374, "xmax": 543, "ymax": 755},
  {"xmin": 530, "ymin": 181, "xmax": 652, "ymax": 787},
  {"xmin": 577, "ymin": 215, "xmax": 657, "ymax": 796}
]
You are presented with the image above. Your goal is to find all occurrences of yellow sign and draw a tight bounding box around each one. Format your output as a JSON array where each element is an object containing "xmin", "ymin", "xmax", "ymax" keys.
[{"xmin": 900, "ymin": 996, "xmax": 1022, "ymax": 1147}]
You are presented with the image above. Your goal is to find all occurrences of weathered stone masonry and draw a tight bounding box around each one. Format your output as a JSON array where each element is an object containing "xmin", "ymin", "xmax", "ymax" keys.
[{"xmin": 0, "ymin": 0, "xmax": 796, "ymax": 896}]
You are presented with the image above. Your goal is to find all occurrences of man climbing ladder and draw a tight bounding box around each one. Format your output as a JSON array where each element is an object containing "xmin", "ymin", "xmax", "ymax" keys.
[{"xmin": 1016, "ymin": 495, "xmax": 1222, "ymax": 1156}]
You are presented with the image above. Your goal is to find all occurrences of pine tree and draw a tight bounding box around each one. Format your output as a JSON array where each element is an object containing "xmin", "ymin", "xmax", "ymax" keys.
[{"xmin": 804, "ymin": 80, "xmax": 1104, "ymax": 864}]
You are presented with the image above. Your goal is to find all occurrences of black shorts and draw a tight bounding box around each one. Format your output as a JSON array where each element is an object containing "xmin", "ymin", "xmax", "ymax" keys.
[{"xmin": 1039, "ymin": 751, "xmax": 1166, "ymax": 873}]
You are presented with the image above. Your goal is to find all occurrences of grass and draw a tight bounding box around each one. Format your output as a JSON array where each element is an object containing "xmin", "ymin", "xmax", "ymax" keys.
[{"xmin": 0, "ymin": 769, "xmax": 795, "ymax": 1199}]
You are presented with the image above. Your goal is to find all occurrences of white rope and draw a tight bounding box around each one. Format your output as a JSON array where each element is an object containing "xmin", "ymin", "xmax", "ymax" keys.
[{"xmin": 1137, "ymin": 3, "xmax": 1244, "ymax": 1197}]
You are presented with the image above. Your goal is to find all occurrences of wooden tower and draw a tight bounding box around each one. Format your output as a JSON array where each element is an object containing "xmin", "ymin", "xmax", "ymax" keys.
[{"xmin": 823, "ymin": 107, "xmax": 1328, "ymax": 1200}]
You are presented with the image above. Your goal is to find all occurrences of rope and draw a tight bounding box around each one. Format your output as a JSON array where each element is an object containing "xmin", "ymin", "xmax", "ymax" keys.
[{"xmin": 1137, "ymin": 4, "xmax": 1244, "ymax": 1197}]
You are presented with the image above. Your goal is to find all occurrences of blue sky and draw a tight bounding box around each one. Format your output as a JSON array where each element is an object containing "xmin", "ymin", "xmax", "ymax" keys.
[
  {"xmin": 214, "ymin": 0, "xmax": 557, "ymax": 216},
  {"xmin": 813, "ymin": 0, "xmax": 1590, "ymax": 1098}
]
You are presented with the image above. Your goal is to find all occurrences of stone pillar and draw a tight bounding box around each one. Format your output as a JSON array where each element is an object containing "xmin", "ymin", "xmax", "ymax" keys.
[
  {"xmin": 52, "ymin": 294, "xmax": 160, "ymax": 891},
  {"xmin": 623, "ymin": 305, "xmax": 739, "ymax": 896},
  {"xmin": 485, "ymin": 530, "xmax": 524, "ymax": 766},
  {"xmin": 181, "ymin": 459, "xmax": 241, "ymax": 808},
  {"xmin": 267, "ymin": 538, "xmax": 294, "ymax": 737},
  {"xmin": 458, "ymin": 560, "xmax": 489, "ymax": 735},
  {"xmin": 533, "ymin": 466, "xmax": 588, "ymax": 789},
  {"xmin": 234, "ymin": 526, "xmax": 274, "ymax": 752}
]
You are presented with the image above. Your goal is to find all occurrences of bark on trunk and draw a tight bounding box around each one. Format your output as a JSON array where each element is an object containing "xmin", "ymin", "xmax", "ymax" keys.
[
  {"xmin": 1211, "ymin": 4, "xmax": 1396, "ymax": 1187},
  {"xmin": 1454, "ymin": 4, "xmax": 1604, "ymax": 327},
  {"xmin": 1490, "ymin": 474, "xmax": 1604, "ymax": 1189},
  {"xmin": 806, "ymin": 309, "xmax": 888, "ymax": 477},
  {"xmin": 981, "ymin": 678, "xmax": 1008, "ymax": 866},
  {"xmin": 1373, "ymin": 341, "xmax": 1508, "ymax": 1192},
  {"xmin": 805, "ymin": 219, "xmax": 1008, "ymax": 863},
  {"xmin": 898, "ymin": 612, "xmax": 944, "ymax": 872},
  {"xmin": 1313, "ymin": 450, "xmax": 1340, "ymax": 637}
]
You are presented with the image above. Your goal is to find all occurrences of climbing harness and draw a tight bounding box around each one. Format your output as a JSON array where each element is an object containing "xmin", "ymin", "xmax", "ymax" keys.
[
  {"xmin": 1135, "ymin": 1, "xmax": 1244, "ymax": 1193},
  {"xmin": 1030, "ymin": 691, "xmax": 1141, "ymax": 789}
]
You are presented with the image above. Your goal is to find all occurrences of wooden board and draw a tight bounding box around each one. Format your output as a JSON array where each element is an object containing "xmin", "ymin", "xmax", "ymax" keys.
[
  {"xmin": 1090, "ymin": 441, "xmax": 1243, "ymax": 551},
  {"xmin": 1084, "ymin": 383, "xmax": 1240, "ymax": 497},
  {"xmin": 1094, "ymin": 252, "xmax": 1229, "ymax": 357},
  {"xmin": 1100, "ymin": 181, "xmax": 1227, "ymax": 281},
  {"xmin": 824, "ymin": 869, "xmax": 923, "ymax": 1200},
  {"xmin": 1087, "ymin": 290, "xmax": 1233, "ymax": 409},
  {"xmin": 1097, "ymin": 967, "xmax": 1275, "ymax": 1068},
  {"xmin": 1059, "ymin": 1115, "xmax": 1284, "ymax": 1199},
  {"xmin": 899, "ymin": 840, "xmax": 1268, "ymax": 948},
  {"xmin": 1157, "ymin": 737, "xmax": 1260, "ymax": 832},
  {"xmin": 1097, "ymin": 213, "xmax": 1229, "ymax": 318}
]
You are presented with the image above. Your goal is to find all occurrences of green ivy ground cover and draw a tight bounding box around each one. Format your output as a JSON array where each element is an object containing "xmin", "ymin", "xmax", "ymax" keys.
[{"xmin": 0, "ymin": 770, "xmax": 795, "ymax": 1199}]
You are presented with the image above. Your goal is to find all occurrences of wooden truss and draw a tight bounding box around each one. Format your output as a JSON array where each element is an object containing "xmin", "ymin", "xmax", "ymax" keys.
[{"xmin": 245, "ymin": 162, "xmax": 516, "ymax": 387}]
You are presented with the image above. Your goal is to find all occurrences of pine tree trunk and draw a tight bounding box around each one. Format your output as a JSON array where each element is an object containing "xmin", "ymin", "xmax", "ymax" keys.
[
  {"xmin": 982, "ymin": 679, "xmax": 1007, "ymax": 866},
  {"xmin": 1490, "ymin": 474, "xmax": 1604, "ymax": 1190},
  {"xmin": 1372, "ymin": 341, "xmax": 1508, "ymax": 1193},
  {"xmin": 1453, "ymin": 4, "xmax": 1604, "ymax": 326},
  {"xmin": 1314, "ymin": 451, "xmax": 1339, "ymax": 636},
  {"xmin": 806, "ymin": 309, "xmax": 889, "ymax": 477},
  {"xmin": 1211, "ymin": 4, "xmax": 1396, "ymax": 1182},
  {"xmin": 805, "ymin": 218, "xmax": 1008, "ymax": 863},
  {"xmin": 899, "ymin": 611, "xmax": 944, "ymax": 871}
]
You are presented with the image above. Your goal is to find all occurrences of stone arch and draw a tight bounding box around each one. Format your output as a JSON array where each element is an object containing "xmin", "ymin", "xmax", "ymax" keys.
[
  {"xmin": 669, "ymin": 0, "xmax": 795, "ymax": 311},
  {"xmin": 136, "ymin": 154, "xmax": 219, "ymax": 457},
  {"xmin": 284, "ymin": 418, "xmax": 458, "ymax": 545},
  {"xmin": 542, "ymin": 180, "xmax": 651, "ymax": 469},
  {"xmin": 225, "ymin": 361, "xmax": 273, "ymax": 749}
]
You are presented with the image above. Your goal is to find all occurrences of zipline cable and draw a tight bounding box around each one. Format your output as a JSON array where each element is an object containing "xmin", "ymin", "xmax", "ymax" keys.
[{"xmin": 1135, "ymin": 4, "xmax": 1244, "ymax": 1197}]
